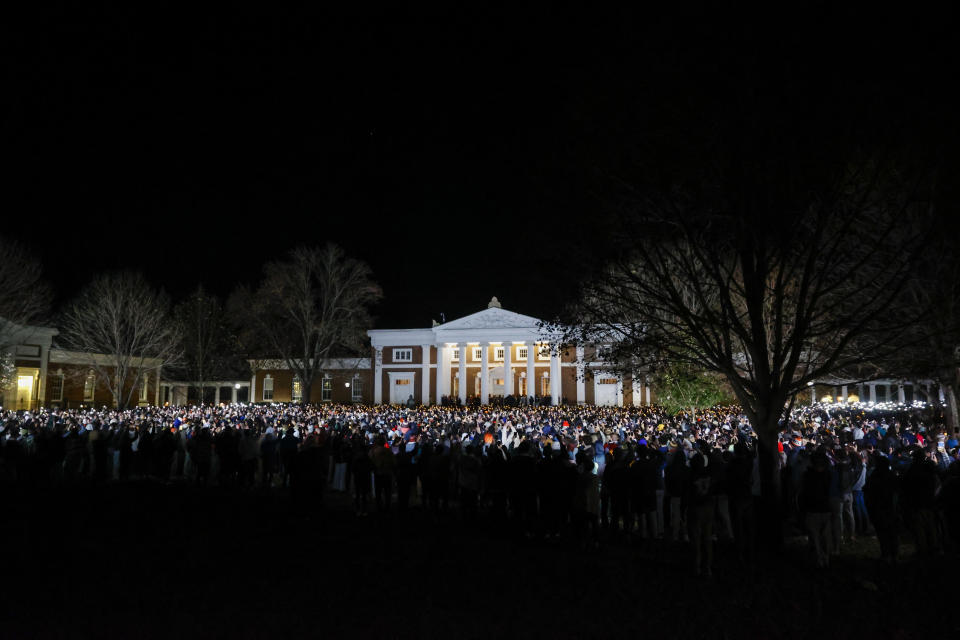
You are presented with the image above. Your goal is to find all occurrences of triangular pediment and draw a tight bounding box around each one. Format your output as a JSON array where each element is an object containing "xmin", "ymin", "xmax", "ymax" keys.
[{"xmin": 435, "ymin": 307, "xmax": 542, "ymax": 330}]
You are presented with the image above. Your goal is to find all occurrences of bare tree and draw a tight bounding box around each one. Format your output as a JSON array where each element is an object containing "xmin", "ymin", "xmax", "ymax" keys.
[
  {"xmin": 879, "ymin": 212, "xmax": 960, "ymax": 430},
  {"xmin": 557, "ymin": 156, "xmax": 931, "ymax": 546},
  {"xmin": 230, "ymin": 244, "xmax": 381, "ymax": 402},
  {"xmin": 0, "ymin": 237, "xmax": 52, "ymax": 388},
  {"xmin": 174, "ymin": 285, "xmax": 240, "ymax": 401},
  {"xmin": 59, "ymin": 271, "xmax": 182, "ymax": 409}
]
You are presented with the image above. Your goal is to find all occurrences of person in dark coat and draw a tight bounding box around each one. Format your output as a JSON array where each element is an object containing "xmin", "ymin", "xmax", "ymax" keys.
[
  {"xmin": 937, "ymin": 460, "xmax": 960, "ymax": 551},
  {"xmin": 351, "ymin": 438, "xmax": 373, "ymax": 516},
  {"xmin": 189, "ymin": 426, "xmax": 214, "ymax": 487},
  {"xmin": 864, "ymin": 454, "xmax": 901, "ymax": 563},
  {"xmin": 260, "ymin": 427, "xmax": 279, "ymax": 488},
  {"xmin": 395, "ymin": 440, "xmax": 418, "ymax": 513},
  {"xmin": 629, "ymin": 441, "xmax": 663, "ymax": 542},
  {"xmin": 800, "ymin": 450, "xmax": 833, "ymax": 568},
  {"xmin": 507, "ymin": 440, "xmax": 538, "ymax": 537},
  {"xmin": 665, "ymin": 448, "xmax": 689, "ymax": 542},
  {"xmin": 901, "ymin": 449, "xmax": 941, "ymax": 557},
  {"xmin": 117, "ymin": 425, "xmax": 138, "ymax": 482},
  {"xmin": 604, "ymin": 447, "xmax": 632, "ymax": 535},
  {"xmin": 685, "ymin": 451, "xmax": 717, "ymax": 576},
  {"xmin": 726, "ymin": 442, "xmax": 756, "ymax": 561}
]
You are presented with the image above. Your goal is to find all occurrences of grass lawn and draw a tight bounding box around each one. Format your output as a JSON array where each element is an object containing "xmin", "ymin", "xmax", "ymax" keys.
[{"xmin": 2, "ymin": 481, "xmax": 955, "ymax": 639}]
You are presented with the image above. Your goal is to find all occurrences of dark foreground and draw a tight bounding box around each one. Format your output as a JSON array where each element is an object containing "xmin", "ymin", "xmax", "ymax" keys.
[{"xmin": 2, "ymin": 483, "xmax": 955, "ymax": 639}]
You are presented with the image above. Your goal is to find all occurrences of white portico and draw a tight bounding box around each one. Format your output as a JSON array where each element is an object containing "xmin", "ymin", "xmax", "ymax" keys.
[{"xmin": 368, "ymin": 297, "xmax": 564, "ymax": 406}]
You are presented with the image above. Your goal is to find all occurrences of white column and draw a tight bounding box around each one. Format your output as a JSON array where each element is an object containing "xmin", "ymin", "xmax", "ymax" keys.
[
  {"xmin": 250, "ymin": 375, "xmax": 257, "ymax": 404},
  {"xmin": 841, "ymin": 385, "xmax": 848, "ymax": 403},
  {"xmin": 231, "ymin": 385, "xmax": 238, "ymax": 404},
  {"xmin": 939, "ymin": 385, "xmax": 946, "ymax": 403},
  {"xmin": 575, "ymin": 346, "xmax": 585, "ymax": 404},
  {"xmin": 810, "ymin": 385, "xmax": 816, "ymax": 404},
  {"xmin": 420, "ymin": 344, "xmax": 432, "ymax": 405},
  {"xmin": 526, "ymin": 342, "xmax": 535, "ymax": 401},
  {"xmin": 374, "ymin": 348, "xmax": 383, "ymax": 404},
  {"xmin": 897, "ymin": 383, "xmax": 905, "ymax": 404},
  {"xmin": 458, "ymin": 342, "xmax": 467, "ymax": 405},
  {"xmin": 869, "ymin": 382, "xmax": 877, "ymax": 403},
  {"xmin": 436, "ymin": 344, "xmax": 447, "ymax": 404},
  {"xmin": 645, "ymin": 378, "xmax": 651, "ymax": 405},
  {"xmin": 38, "ymin": 343, "xmax": 49, "ymax": 407},
  {"xmin": 632, "ymin": 375, "xmax": 641, "ymax": 407},
  {"xmin": 480, "ymin": 342, "xmax": 490, "ymax": 404},
  {"xmin": 616, "ymin": 376, "xmax": 624, "ymax": 407},
  {"xmin": 504, "ymin": 343, "xmax": 513, "ymax": 397},
  {"xmin": 550, "ymin": 345, "xmax": 560, "ymax": 405},
  {"xmin": 214, "ymin": 386, "xmax": 220, "ymax": 404}
]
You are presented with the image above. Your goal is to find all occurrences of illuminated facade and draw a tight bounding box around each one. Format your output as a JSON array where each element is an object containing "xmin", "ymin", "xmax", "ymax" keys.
[
  {"xmin": 247, "ymin": 298, "xmax": 654, "ymax": 407},
  {"xmin": 1, "ymin": 318, "xmax": 162, "ymax": 410},
  {"xmin": 366, "ymin": 297, "xmax": 653, "ymax": 407}
]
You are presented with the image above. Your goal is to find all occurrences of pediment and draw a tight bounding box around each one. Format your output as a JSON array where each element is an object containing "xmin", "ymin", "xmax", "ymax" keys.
[{"xmin": 435, "ymin": 307, "xmax": 542, "ymax": 331}]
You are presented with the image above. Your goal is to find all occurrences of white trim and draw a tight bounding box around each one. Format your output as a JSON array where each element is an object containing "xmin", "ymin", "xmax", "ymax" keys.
[
  {"xmin": 50, "ymin": 349, "xmax": 163, "ymax": 369},
  {"xmin": 247, "ymin": 357, "xmax": 371, "ymax": 370},
  {"xmin": 393, "ymin": 348, "xmax": 413, "ymax": 362}
]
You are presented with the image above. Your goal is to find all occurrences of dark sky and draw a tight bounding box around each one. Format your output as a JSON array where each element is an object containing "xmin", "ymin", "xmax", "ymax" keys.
[{"xmin": 2, "ymin": 5, "xmax": 956, "ymax": 328}]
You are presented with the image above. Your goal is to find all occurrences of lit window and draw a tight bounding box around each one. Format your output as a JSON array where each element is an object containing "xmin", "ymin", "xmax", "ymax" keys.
[
  {"xmin": 541, "ymin": 376, "xmax": 551, "ymax": 396},
  {"xmin": 393, "ymin": 348, "xmax": 413, "ymax": 362},
  {"xmin": 472, "ymin": 347, "xmax": 483, "ymax": 361},
  {"xmin": 451, "ymin": 348, "xmax": 460, "ymax": 361},
  {"xmin": 292, "ymin": 375, "xmax": 303, "ymax": 402},
  {"xmin": 262, "ymin": 375, "xmax": 274, "ymax": 401},
  {"xmin": 494, "ymin": 347, "xmax": 505, "ymax": 361},
  {"xmin": 517, "ymin": 346, "xmax": 528, "ymax": 360},
  {"xmin": 537, "ymin": 343, "xmax": 550, "ymax": 361},
  {"xmin": 351, "ymin": 376, "xmax": 363, "ymax": 402},
  {"xmin": 50, "ymin": 371, "xmax": 64, "ymax": 402},
  {"xmin": 83, "ymin": 371, "xmax": 96, "ymax": 402},
  {"xmin": 321, "ymin": 375, "xmax": 332, "ymax": 402}
]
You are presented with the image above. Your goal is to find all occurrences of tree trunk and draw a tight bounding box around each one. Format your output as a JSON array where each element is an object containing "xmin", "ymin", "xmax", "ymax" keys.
[
  {"xmin": 945, "ymin": 382, "xmax": 960, "ymax": 436},
  {"xmin": 301, "ymin": 378, "xmax": 313, "ymax": 404},
  {"xmin": 755, "ymin": 425, "xmax": 784, "ymax": 552}
]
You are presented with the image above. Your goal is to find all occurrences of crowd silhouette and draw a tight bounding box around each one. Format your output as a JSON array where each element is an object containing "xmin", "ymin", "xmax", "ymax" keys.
[{"xmin": 3, "ymin": 400, "xmax": 960, "ymax": 573}]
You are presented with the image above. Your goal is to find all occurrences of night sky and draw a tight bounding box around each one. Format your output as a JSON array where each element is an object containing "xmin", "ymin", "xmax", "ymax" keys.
[{"xmin": 3, "ymin": 6, "xmax": 956, "ymax": 328}]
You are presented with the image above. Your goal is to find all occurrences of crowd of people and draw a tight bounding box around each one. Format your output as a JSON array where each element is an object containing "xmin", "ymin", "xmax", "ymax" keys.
[{"xmin": 2, "ymin": 400, "xmax": 959, "ymax": 573}]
